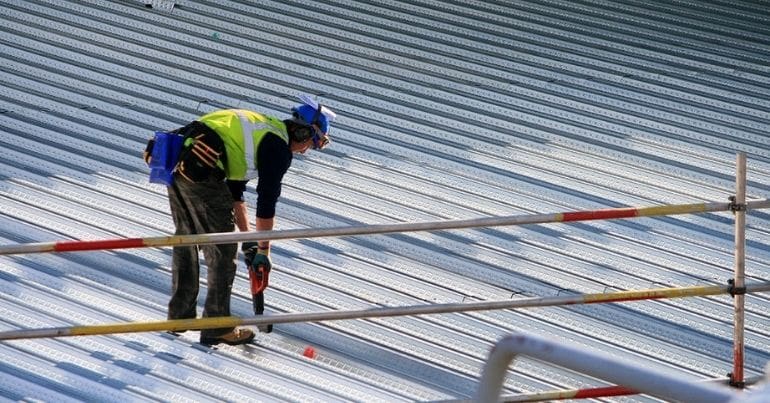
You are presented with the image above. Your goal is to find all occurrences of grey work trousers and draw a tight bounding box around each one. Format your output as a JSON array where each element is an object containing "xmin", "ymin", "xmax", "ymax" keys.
[{"xmin": 167, "ymin": 173, "xmax": 237, "ymax": 338}]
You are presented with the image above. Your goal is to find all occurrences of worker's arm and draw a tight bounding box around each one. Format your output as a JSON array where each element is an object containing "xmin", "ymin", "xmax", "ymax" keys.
[
  {"xmin": 227, "ymin": 180, "xmax": 250, "ymax": 232},
  {"xmin": 255, "ymin": 216, "xmax": 274, "ymax": 250},
  {"xmin": 254, "ymin": 134, "xmax": 293, "ymax": 253},
  {"xmin": 233, "ymin": 200, "xmax": 249, "ymax": 232}
]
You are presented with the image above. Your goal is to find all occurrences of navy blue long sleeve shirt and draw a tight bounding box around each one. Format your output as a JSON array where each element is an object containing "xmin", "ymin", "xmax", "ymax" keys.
[{"xmin": 226, "ymin": 132, "xmax": 292, "ymax": 219}]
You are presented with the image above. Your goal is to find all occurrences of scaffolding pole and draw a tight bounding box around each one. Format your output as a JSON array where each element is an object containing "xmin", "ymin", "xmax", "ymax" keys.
[
  {"xmin": 732, "ymin": 152, "xmax": 747, "ymax": 387},
  {"xmin": 1, "ymin": 282, "xmax": 769, "ymax": 341},
  {"xmin": 1, "ymin": 199, "xmax": 769, "ymax": 256},
  {"xmin": 476, "ymin": 333, "xmax": 735, "ymax": 403},
  {"xmin": 492, "ymin": 375, "xmax": 762, "ymax": 402}
]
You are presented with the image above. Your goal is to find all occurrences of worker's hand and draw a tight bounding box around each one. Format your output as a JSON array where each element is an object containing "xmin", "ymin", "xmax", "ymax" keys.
[
  {"xmin": 242, "ymin": 243, "xmax": 272, "ymax": 295},
  {"xmin": 250, "ymin": 252, "xmax": 271, "ymax": 272},
  {"xmin": 242, "ymin": 242, "xmax": 272, "ymax": 272}
]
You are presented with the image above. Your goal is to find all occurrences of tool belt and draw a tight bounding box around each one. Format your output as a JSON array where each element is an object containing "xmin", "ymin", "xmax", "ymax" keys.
[
  {"xmin": 175, "ymin": 121, "xmax": 227, "ymax": 183},
  {"xmin": 144, "ymin": 121, "xmax": 227, "ymax": 184}
]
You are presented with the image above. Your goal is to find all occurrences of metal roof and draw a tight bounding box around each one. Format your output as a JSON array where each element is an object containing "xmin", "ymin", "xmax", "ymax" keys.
[{"xmin": 1, "ymin": 0, "xmax": 769, "ymax": 401}]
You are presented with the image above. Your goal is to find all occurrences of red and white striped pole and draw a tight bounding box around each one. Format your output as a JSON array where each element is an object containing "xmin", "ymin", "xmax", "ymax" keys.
[
  {"xmin": 2, "ymin": 200, "xmax": 768, "ymax": 256},
  {"xmin": 499, "ymin": 375, "xmax": 762, "ymax": 402}
]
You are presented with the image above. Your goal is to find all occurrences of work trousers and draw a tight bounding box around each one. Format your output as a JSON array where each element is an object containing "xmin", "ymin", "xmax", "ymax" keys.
[{"xmin": 167, "ymin": 173, "xmax": 237, "ymax": 338}]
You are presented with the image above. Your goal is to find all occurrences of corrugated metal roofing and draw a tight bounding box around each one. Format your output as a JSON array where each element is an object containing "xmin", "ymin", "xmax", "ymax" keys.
[{"xmin": 1, "ymin": 0, "xmax": 769, "ymax": 401}]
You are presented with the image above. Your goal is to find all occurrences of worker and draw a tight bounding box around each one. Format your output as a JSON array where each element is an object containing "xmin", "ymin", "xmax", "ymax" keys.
[{"xmin": 160, "ymin": 96, "xmax": 335, "ymax": 346}]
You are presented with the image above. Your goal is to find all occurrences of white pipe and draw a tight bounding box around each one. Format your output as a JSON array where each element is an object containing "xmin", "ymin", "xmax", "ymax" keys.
[{"xmin": 476, "ymin": 333, "xmax": 735, "ymax": 403}]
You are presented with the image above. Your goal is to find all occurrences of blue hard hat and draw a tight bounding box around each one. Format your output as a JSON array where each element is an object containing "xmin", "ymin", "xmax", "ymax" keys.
[{"xmin": 291, "ymin": 104, "xmax": 329, "ymax": 134}]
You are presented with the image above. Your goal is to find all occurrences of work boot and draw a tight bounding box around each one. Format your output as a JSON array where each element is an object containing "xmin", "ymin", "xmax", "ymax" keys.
[{"xmin": 200, "ymin": 328, "xmax": 255, "ymax": 346}]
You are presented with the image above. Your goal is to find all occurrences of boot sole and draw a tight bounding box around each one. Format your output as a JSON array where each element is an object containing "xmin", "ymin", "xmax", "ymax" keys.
[{"xmin": 199, "ymin": 333, "xmax": 255, "ymax": 346}]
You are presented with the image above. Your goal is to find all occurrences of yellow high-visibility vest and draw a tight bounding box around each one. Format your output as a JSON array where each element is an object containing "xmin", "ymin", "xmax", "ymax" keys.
[{"xmin": 198, "ymin": 109, "xmax": 289, "ymax": 180}]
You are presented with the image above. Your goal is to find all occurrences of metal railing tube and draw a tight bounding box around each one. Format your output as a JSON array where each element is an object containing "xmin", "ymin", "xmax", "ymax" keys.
[
  {"xmin": 2, "ymin": 199, "xmax": 769, "ymax": 255},
  {"xmin": 732, "ymin": 152, "xmax": 748, "ymax": 386},
  {"xmin": 1, "ymin": 282, "xmax": 769, "ymax": 341},
  {"xmin": 491, "ymin": 375, "xmax": 764, "ymax": 402},
  {"xmin": 476, "ymin": 333, "xmax": 735, "ymax": 403}
]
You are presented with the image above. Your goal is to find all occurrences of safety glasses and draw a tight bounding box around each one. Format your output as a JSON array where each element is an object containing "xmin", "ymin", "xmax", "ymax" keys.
[{"xmin": 311, "ymin": 126, "xmax": 330, "ymax": 150}]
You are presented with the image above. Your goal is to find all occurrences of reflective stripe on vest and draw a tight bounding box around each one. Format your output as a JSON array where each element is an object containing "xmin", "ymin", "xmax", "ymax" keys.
[
  {"xmin": 234, "ymin": 110, "xmax": 264, "ymax": 175},
  {"xmin": 232, "ymin": 109, "xmax": 289, "ymax": 180}
]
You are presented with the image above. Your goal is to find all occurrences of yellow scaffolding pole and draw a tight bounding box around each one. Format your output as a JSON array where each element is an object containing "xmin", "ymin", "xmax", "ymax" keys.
[{"xmin": 1, "ymin": 282, "xmax": 768, "ymax": 341}]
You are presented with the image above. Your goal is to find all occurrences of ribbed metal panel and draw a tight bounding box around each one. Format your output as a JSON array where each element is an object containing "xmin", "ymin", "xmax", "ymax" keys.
[{"xmin": 1, "ymin": 0, "xmax": 769, "ymax": 401}]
